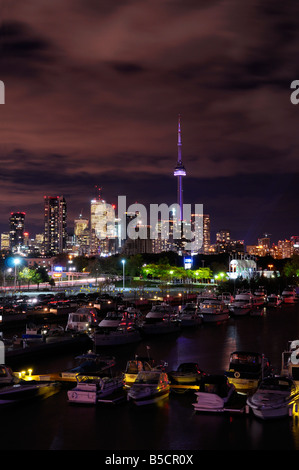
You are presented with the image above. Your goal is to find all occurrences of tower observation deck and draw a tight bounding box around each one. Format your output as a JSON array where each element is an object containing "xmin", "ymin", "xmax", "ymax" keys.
[{"xmin": 173, "ymin": 114, "xmax": 186, "ymax": 221}]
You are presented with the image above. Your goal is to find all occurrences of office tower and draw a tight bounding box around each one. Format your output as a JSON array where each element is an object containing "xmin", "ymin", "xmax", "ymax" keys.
[
  {"xmin": 90, "ymin": 197, "xmax": 117, "ymax": 255},
  {"xmin": 173, "ymin": 114, "xmax": 186, "ymax": 222},
  {"xmin": 9, "ymin": 212, "xmax": 25, "ymax": 252},
  {"xmin": 43, "ymin": 196, "xmax": 67, "ymax": 254},
  {"xmin": 74, "ymin": 214, "xmax": 89, "ymax": 255},
  {"xmin": 190, "ymin": 213, "xmax": 210, "ymax": 254}
]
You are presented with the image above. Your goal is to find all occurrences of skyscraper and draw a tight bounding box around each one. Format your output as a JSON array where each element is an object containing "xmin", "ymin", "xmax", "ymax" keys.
[
  {"xmin": 9, "ymin": 212, "xmax": 25, "ymax": 252},
  {"xmin": 43, "ymin": 196, "xmax": 67, "ymax": 254},
  {"xmin": 90, "ymin": 197, "xmax": 117, "ymax": 255},
  {"xmin": 173, "ymin": 114, "xmax": 186, "ymax": 222}
]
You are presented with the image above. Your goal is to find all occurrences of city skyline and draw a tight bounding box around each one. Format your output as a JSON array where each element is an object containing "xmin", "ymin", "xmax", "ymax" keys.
[{"xmin": 1, "ymin": 1, "xmax": 299, "ymax": 245}]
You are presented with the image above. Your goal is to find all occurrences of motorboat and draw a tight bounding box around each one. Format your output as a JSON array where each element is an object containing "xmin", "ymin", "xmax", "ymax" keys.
[
  {"xmin": 225, "ymin": 351, "xmax": 272, "ymax": 395},
  {"xmin": 267, "ymin": 294, "xmax": 282, "ymax": 308},
  {"xmin": 229, "ymin": 292, "xmax": 253, "ymax": 316},
  {"xmin": 218, "ymin": 292, "xmax": 234, "ymax": 306},
  {"xmin": 67, "ymin": 374, "xmax": 124, "ymax": 404},
  {"xmin": 178, "ymin": 303, "xmax": 202, "ymax": 327},
  {"xmin": 127, "ymin": 370, "xmax": 170, "ymax": 406},
  {"xmin": 98, "ymin": 311, "xmax": 124, "ymax": 329},
  {"xmin": 65, "ymin": 307, "xmax": 101, "ymax": 332},
  {"xmin": 197, "ymin": 289, "xmax": 217, "ymax": 306},
  {"xmin": 145, "ymin": 303, "xmax": 175, "ymax": 321},
  {"xmin": 140, "ymin": 316, "xmax": 180, "ymax": 335},
  {"xmin": 253, "ymin": 287, "xmax": 267, "ymax": 306},
  {"xmin": 192, "ymin": 375, "xmax": 240, "ymax": 413},
  {"xmin": 60, "ymin": 352, "xmax": 116, "ymax": 379},
  {"xmin": 0, "ymin": 364, "xmax": 59, "ymax": 406},
  {"xmin": 92, "ymin": 325, "xmax": 141, "ymax": 347},
  {"xmin": 281, "ymin": 340, "xmax": 299, "ymax": 383},
  {"xmin": 21, "ymin": 323, "xmax": 49, "ymax": 342},
  {"xmin": 246, "ymin": 376, "xmax": 299, "ymax": 420},
  {"xmin": 282, "ymin": 286, "xmax": 297, "ymax": 304},
  {"xmin": 123, "ymin": 357, "xmax": 155, "ymax": 388},
  {"xmin": 168, "ymin": 363, "xmax": 204, "ymax": 385},
  {"xmin": 199, "ymin": 299, "xmax": 229, "ymax": 323}
]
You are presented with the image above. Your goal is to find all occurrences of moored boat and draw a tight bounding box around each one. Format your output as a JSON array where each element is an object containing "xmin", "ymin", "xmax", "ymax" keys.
[
  {"xmin": 229, "ymin": 292, "xmax": 253, "ymax": 316},
  {"xmin": 92, "ymin": 325, "xmax": 141, "ymax": 347},
  {"xmin": 199, "ymin": 299, "xmax": 229, "ymax": 323},
  {"xmin": 67, "ymin": 374, "xmax": 124, "ymax": 404},
  {"xmin": 0, "ymin": 364, "xmax": 59, "ymax": 406},
  {"xmin": 192, "ymin": 375, "xmax": 241, "ymax": 413},
  {"xmin": 60, "ymin": 352, "xmax": 116, "ymax": 379},
  {"xmin": 267, "ymin": 294, "xmax": 283, "ymax": 308},
  {"xmin": 123, "ymin": 357, "xmax": 154, "ymax": 388},
  {"xmin": 246, "ymin": 376, "xmax": 299, "ymax": 420},
  {"xmin": 178, "ymin": 303, "xmax": 202, "ymax": 327},
  {"xmin": 127, "ymin": 370, "xmax": 170, "ymax": 406},
  {"xmin": 65, "ymin": 307, "xmax": 101, "ymax": 332},
  {"xmin": 282, "ymin": 286, "xmax": 297, "ymax": 304},
  {"xmin": 225, "ymin": 351, "xmax": 272, "ymax": 395},
  {"xmin": 168, "ymin": 363, "xmax": 204, "ymax": 385}
]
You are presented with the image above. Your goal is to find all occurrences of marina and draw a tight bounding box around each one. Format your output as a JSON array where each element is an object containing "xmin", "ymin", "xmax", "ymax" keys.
[{"xmin": 1, "ymin": 291, "xmax": 299, "ymax": 451}]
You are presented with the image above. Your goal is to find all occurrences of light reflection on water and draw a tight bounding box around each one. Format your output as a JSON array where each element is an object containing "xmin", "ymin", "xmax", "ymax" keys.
[{"xmin": 1, "ymin": 302, "xmax": 299, "ymax": 450}]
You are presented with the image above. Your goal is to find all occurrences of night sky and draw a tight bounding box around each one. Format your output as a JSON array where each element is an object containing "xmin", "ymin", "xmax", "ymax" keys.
[{"xmin": 1, "ymin": 0, "xmax": 299, "ymax": 245}]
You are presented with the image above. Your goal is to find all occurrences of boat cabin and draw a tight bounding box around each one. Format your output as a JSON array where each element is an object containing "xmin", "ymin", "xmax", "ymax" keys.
[{"xmin": 66, "ymin": 307, "xmax": 100, "ymax": 332}]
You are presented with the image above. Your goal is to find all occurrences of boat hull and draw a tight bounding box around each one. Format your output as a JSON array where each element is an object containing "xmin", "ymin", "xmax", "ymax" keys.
[
  {"xmin": 93, "ymin": 331, "xmax": 141, "ymax": 346},
  {"xmin": 128, "ymin": 388, "xmax": 170, "ymax": 406},
  {"xmin": 201, "ymin": 313, "xmax": 229, "ymax": 323}
]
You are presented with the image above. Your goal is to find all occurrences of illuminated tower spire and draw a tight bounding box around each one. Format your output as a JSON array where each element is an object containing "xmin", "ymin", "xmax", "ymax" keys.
[{"xmin": 174, "ymin": 114, "xmax": 186, "ymax": 221}]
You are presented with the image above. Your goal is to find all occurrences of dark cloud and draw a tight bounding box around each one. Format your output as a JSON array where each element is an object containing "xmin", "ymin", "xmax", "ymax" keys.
[{"xmin": 0, "ymin": 0, "xmax": 298, "ymax": 244}]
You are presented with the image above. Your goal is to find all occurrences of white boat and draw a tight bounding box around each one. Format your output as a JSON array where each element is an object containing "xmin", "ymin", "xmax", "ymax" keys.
[
  {"xmin": 67, "ymin": 375, "xmax": 124, "ymax": 404},
  {"xmin": 92, "ymin": 325, "xmax": 141, "ymax": 347},
  {"xmin": 98, "ymin": 311, "xmax": 124, "ymax": 329},
  {"xmin": 65, "ymin": 307, "xmax": 100, "ymax": 332},
  {"xmin": 60, "ymin": 352, "xmax": 116, "ymax": 379},
  {"xmin": 0, "ymin": 364, "xmax": 58, "ymax": 406},
  {"xmin": 218, "ymin": 292, "xmax": 234, "ymax": 306},
  {"xmin": 197, "ymin": 289, "xmax": 217, "ymax": 305},
  {"xmin": 281, "ymin": 340, "xmax": 299, "ymax": 383},
  {"xmin": 282, "ymin": 286, "xmax": 297, "ymax": 304},
  {"xmin": 229, "ymin": 292, "xmax": 253, "ymax": 316},
  {"xmin": 145, "ymin": 303, "xmax": 175, "ymax": 321},
  {"xmin": 253, "ymin": 287, "xmax": 267, "ymax": 306},
  {"xmin": 127, "ymin": 370, "xmax": 170, "ymax": 406},
  {"xmin": 267, "ymin": 294, "xmax": 282, "ymax": 308},
  {"xmin": 246, "ymin": 376, "xmax": 299, "ymax": 420},
  {"xmin": 192, "ymin": 375, "xmax": 239, "ymax": 413},
  {"xmin": 199, "ymin": 299, "xmax": 229, "ymax": 323},
  {"xmin": 168, "ymin": 363, "xmax": 204, "ymax": 385},
  {"xmin": 178, "ymin": 303, "xmax": 202, "ymax": 327}
]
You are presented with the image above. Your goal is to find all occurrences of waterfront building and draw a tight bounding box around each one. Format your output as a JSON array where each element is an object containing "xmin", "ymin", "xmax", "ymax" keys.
[
  {"xmin": 43, "ymin": 196, "xmax": 67, "ymax": 254},
  {"xmin": 9, "ymin": 212, "xmax": 25, "ymax": 252},
  {"xmin": 228, "ymin": 256, "xmax": 257, "ymax": 279}
]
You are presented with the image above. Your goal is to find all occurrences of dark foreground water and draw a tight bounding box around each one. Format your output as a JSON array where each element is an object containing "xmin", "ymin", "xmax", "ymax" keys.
[{"xmin": 2, "ymin": 303, "xmax": 299, "ymax": 454}]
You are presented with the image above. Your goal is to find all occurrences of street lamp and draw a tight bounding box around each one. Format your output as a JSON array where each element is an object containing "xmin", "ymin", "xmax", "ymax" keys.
[
  {"xmin": 13, "ymin": 258, "xmax": 20, "ymax": 290},
  {"xmin": 121, "ymin": 259, "xmax": 126, "ymax": 290}
]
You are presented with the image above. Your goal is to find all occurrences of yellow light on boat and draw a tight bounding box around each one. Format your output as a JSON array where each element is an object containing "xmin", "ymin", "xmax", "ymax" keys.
[{"xmin": 28, "ymin": 369, "xmax": 32, "ymax": 376}]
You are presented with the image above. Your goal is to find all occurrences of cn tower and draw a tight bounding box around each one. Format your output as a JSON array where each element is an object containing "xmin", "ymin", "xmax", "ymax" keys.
[{"xmin": 173, "ymin": 114, "xmax": 186, "ymax": 221}]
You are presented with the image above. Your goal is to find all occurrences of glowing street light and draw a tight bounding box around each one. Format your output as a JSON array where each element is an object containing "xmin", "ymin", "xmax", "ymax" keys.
[
  {"xmin": 13, "ymin": 257, "xmax": 20, "ymax": 290},
  {"xmin": 121, "ymin": 259, "xmax": 126, "ymax": 290}
]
